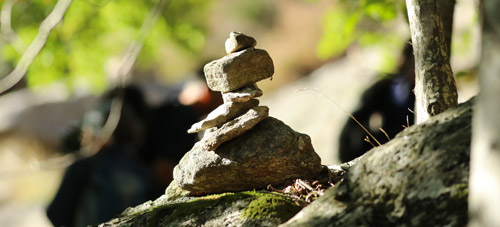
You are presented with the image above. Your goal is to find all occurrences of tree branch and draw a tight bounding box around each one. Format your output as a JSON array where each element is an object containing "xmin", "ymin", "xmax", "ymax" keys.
[
  {"xmin": 1, "ymin": 0, "xmax": 27, "ymax": 53},
  {"xmin": 0, "ymin": 0, "xmax": 73, "ymax": 95}
]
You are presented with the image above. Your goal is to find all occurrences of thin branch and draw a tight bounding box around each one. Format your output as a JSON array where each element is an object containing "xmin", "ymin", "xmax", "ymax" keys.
[
  {"xmin": 379, "ymin": 128, "xmax": 391, "ymax": 142},
  {"xmin": 1, "ymin": 0, "xmax": 27, "ymax": 53},
  {"xmin": 82, "ymin": 0, "xmax": 170, "ymax": 157},
  {"xmin": 0, "ymin": 0, "xmax": 171, "ymax": 177},
  {"xmin": 112, "ymin": 0, "xmax": 169, "ymax": 85},
  {"xmin": 0, "ymin": 0, "xmax": 73, "ymax": 94}
]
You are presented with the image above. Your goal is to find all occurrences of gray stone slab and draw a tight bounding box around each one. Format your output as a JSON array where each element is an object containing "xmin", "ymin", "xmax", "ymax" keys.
[
  {"xmin": 202, "ymin": 105, "xmax": 269, "ymax": 151},
  {"xmin": 187, "ymin": 99, "xmax": 259, "ymax": 134},
  {"xmin": 224, "ymin": 32, "xmax": 257, "ymax": 54},
  {"xmin": 222, "ymin": 84, "xmax": 263, "ymax": 103},
  {"xmin": 204, "ymin": 48, "xmax": 274, "ymax": 92}
]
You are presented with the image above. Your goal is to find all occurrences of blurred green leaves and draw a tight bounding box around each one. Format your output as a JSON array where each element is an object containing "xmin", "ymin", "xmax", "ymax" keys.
[
  {"xmin": 317, "ymin": 0, "xmax": 403, "ymax": 60},
  {"xmin": 317, "ymin": 8, "xmax": 361, "ymax": 59},
  {"xmin": 2, "ymin": 0, "xmax": 211, "ymax": 93}
]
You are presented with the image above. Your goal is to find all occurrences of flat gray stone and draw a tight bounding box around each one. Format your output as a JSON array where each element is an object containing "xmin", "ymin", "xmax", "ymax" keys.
[
  {"xmin": 204, "ymin": 48, "xmax": 274, "ymax": 92},
  {"xmin": 173, "ymin": 117, "xmax": 323, "ymax": 194},
  {"xmin": 188, "ymin": 99, "xmax": 259, "ymax": 133},
  {"xmin": 202, "ymin": 106, "xmax": 269, "ymax": 150},
  {"xmin": 225, "ymin": 32, "xmax": 257, "ymax": 54},
  {"xmin": 222, "ymin": 84, "xmax": 263, "ymax": 103}
]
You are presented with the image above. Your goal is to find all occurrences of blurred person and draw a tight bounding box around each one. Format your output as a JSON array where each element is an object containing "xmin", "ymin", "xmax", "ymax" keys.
[
  {"xmin": 47, "ymin": 85, "xmax": 155, "ymax": 227},
  {"xmin": 338, "ymin": 43, "xmax": 415, "ymax": 163},
  {"xmin": 178, "ymin": 66, "xmax": 223, "ymax": 117},
  {"xmin": 140, "ymin": 100, "xmax": 199, "ymax": 197},
  {"xmin": 141, "ymin": 67, "xmax": 223, "ymax": 197}
]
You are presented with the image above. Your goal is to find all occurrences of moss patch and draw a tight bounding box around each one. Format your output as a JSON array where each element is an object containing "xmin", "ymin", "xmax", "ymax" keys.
[{"xmin": 240, "ymin": 192, "xmax": 303, "ymax": 222}]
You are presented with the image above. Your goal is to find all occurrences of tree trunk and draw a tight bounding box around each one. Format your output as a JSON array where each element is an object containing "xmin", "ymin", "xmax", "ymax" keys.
[
  {"xmin": 469, "ymin": 0, "xmax": 500, "ymax": 226},
  {"xmin": 437, "ymin": 0, "xmax": 455, "ymax": 57},
  {"xmin": 406, "ymin": 0, "xmax": 458, "ymax": 123}
]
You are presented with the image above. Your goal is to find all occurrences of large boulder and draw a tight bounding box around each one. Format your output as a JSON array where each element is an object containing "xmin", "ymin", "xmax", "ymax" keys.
[
  {"xmin": 174, "ymin": 117, "xmax": 323, "ymax": 194},
  {"xmin": 282, "ymin": 98, "xmax": 473, "ymax": 226}
]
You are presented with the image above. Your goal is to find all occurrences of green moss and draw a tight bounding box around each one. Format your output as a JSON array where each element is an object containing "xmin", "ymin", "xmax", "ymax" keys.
[
  {"xmin": 104, "ymin": 191, "xmax": 304, "ymax": 226},
  {"xmin": 240, "ymin": 191, "xmax": 303, "ymax": 222},
  {"xmin": 450, "ymin": 183, "xmax": 468, "ymax": 200},
  {"xmin": 153, "ymin": 192, "xmax": 253, "ymax": 225}
]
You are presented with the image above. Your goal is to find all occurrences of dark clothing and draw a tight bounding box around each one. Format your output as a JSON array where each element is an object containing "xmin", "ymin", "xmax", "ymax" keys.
[
  {"xmin": 47, "ymin": 145, "xmax": 154, "ymax": 227},
  {"xmin": 338, "ymin": 76, "xmax": 415, "ymax": 162}
]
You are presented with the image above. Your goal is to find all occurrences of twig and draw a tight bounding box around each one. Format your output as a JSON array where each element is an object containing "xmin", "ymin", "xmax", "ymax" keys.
[
  {"xmin": 379, "ymin": 128, "xmax": 391, "ymax": 142},
  {"xmin": 364, "ymin": 136, "xmax": 376, "ymax": 148},
  {"xmin": 0, "ymin": 0, "xmax": 73, "ymax": 94},
  {"xmin": 0, "ymin": 0, "xmax": 171, "ymax": 178},
  {"xmin": 82, "ymin": 0, "xmax": 170, "ymax": 157}
]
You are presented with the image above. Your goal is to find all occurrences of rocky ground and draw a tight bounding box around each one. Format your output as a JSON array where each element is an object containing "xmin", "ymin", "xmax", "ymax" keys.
[{"xmin": 99, "ymin": 97, "xmax": 473, "ymax": 226}]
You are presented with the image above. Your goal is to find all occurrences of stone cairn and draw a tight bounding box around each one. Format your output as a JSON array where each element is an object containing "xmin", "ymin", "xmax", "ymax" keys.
[
  {"xmin": 186, "ymin": 31, "xmax": 272, "ymax": 151},
  {"xmin": 170, "ymin": 32, "xmax": 323, "ymax": 195}
]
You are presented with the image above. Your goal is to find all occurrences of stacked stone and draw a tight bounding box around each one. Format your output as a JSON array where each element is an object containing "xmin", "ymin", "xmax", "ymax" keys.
[
  {"xmin": 171, "ymin": 32, "xmax": 322, "ymax": 195},
  {"xmin": 187, "ymin": 32, "xmax": 274, "ymax": 151}
]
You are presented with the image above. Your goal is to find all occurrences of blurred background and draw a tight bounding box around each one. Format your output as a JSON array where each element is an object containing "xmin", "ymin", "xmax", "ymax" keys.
[{"xmin": 0, "ymin": 0, "xmax": 479, "ymax": 226}]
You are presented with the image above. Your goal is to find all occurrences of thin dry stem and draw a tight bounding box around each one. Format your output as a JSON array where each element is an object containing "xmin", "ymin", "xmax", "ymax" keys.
[
  {"xmin": 379, "ymin": 128, "xmax": 391, "ymax": 142},
  {"xmin": 295, "ymin": 87, "xmax": 382, "ymax": 146}
]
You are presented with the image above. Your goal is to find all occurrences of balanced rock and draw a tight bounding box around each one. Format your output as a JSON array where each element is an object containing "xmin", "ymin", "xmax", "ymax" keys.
[
  {"xmin": 173, "ymin": 117, "xmax": 323, "ymax": 194},
  {"xmin": 222, "ymin": 84, "xmax": 263, "ymax": 103},
  {"xmin": 202, "ymin": 106, "xmax": 269, "ymax": 151},
  {"xmin": 225, "ymin": 32, "xmax": 257, "ymax": 54},
  {"xmin": 204, "ymin": 48, "xmax": 274, "ymax": 92},
  {"xmin": 188, "ymin": 99, "xmax": 259, "ymax": 133}
]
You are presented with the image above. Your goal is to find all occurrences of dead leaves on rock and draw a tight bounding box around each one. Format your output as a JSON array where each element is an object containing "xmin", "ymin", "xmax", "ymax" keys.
[{"xmin": 267, "ymin": 165, "xmax": 346, "ymax": 204}]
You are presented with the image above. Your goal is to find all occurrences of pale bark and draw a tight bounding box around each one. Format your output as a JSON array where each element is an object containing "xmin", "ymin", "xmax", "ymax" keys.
[
  {"xmin": 469, "ymin": 0, "xmax": 500, "ymax": 226},
  {"xmin": 406, "ymin": 0, "xmax": 458, "ymax": 123},
  {"xmin": 437, "ymin": 0, "xmax": 455, "ymax": 57}
]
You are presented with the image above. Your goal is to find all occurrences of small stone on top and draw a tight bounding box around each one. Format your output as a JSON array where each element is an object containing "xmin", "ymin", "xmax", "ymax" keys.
[{"xmin": 225, "ymin": 32, "xmax": 257, "ymax": 54}]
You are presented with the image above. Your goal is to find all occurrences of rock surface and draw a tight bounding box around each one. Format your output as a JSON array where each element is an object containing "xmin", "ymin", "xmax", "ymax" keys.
[
  {"xmin": 225, "ymin": 31, "xmax": 257, "ymax": 54},
  {"xmin": 187, "ymin": 99, "xmax": 259, "ymax": 133},
  {"xmin": 282, "ymin": 98, "xmax": 473, "ymax": 226},
  {"xmin": 96, "ymin": 97, "xmax": 474, "ymax": 227},
  {"xmin": 222, "ymin": 84, "xmax": 263, "ymax": 103},
  {"xmin": 174, "ymin": 117, "xmax": 323, "ymax": 194},
  {"xmin": 98, "ymin": 191, "xmax": 303, "ymax": 227},
  {"xmin": 204, "ymin": 48, "xmax": 274, "ymax": 92},
  {"xmin": 202, "ymin": 106, "xmax": 269, "ymax": 151}
]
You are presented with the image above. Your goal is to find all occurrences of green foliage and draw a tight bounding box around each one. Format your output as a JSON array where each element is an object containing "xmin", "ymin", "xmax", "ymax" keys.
[
  {"xmin": 317, "ymin": 0, "xmax": 405, "ymax": 60},
  {"xmin": 2, "ymin": 0, "xmax": 211, "ymax": 93},
  {"xmin": 317, "ymin": 7, "xmax": 361, "ymax": 59}
]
